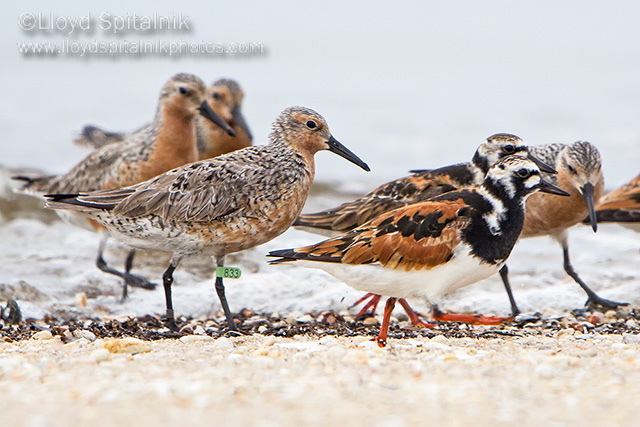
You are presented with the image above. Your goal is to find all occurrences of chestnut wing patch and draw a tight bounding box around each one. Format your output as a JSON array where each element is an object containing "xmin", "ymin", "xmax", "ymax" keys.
[{"xmin": 287, "ymin": 201, "xmax": 472, "ymax": 271}]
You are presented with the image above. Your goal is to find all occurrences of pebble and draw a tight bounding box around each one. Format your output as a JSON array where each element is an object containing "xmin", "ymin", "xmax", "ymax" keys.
[
  {"xmin": 556, "ymin": 328, "xmax": 575, "ymax": 339},
  {"xmin": 430, "ymin": 335, "xmax": 449, "ymax": 344},
  {"xmin": 180, "ymin": 335, "xmax": 214, "ymax": 344},
  {"xmin": 73, "ymin": 330, "xmax": 96, "ymax": 342},
  {"xmin": 296, "ymin": 314, "xmax": 315, "ymax": 323},
  {"xmin": 362, "ymin": 317, "xmax": 379, "ymax": 325},
  {"xmin": 622, "ymin": 334, "xmax": 640, "ymax": 344},
  {"xmin": 91, "ymin": 348, "xmax": 111, "ymax": 363},
  {"xmin": 325, "ymin": 346, "xmax": 347, "ymax": 358},
  {"xmin": 75, "ymin": 292, "xmax": 87, "ymax": 308},
  {"xmin": 103, "ymin": 338, "xmax": 151, "ymax": 354},
  {"xmin": 625, "ymin": 319, "xmax": 639, "ymax": 329},
  {"xmin": 574, "ymin": 334, "xmax": 595, "ymax": 340},
  {"xmin": 257, "ymin": 325, "xmax": 268, "ymax": 334},
  {"xmin": 587, "ymin": 312, "xmax": 604, "ymax": 325},
  {"xmin": 211, "ymin": 337, "xmax": 234, "ymax": 350},
  {"xmin": 358, "ymin": 340, "xmax": 382, "ymax": 351},
  {"xmin": 32, "ymin": 330, "xmax": 53, "ymax": 340},
  {"xmin": 193, "ymin": 325, "xmax": 206, "ymax": 335},
  {"xmin": 261, "ymin": 336, "xmax": 276, "ymax": 347}
]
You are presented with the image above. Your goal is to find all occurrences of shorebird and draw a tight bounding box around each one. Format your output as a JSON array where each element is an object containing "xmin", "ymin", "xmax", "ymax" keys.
[
  {"xmin": 499, "ymin": 141, "xmax": 628, "ymax": 314},
  {"xmin": 269, "ymin": 156, "xmax": 569, "ymax": 346},
  {"xmin": 45, "ymin": 106, "xmax": 370, "ymax": 331},
  {"xmin": 294, "ymin": 133, "xmax": 556, "ymax": 323},
  {"xmin": 588, "ymin": 173, "xmax": 640, "ymax": 231},
  {"xmin": 73, "ymin": 79, "xmax": 252, "ymax": 160},
  {"xmin": 14, "ymin": 73, "xmax": 235, "ymax": 299}
]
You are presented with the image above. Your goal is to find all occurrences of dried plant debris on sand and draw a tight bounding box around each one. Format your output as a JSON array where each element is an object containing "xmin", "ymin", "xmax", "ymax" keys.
[{"xmin": 1, "ymin": 307, "xmax": 639, "ymax": 343}]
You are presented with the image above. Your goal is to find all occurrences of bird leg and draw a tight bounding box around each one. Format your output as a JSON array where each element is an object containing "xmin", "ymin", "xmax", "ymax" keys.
[
  {"xmin": 561, "ymin": 242, "xmax": 628, "ymax": 310},
  {"xmin": 375, "ymin": 297, "xmax": 397, "ymax": 347},
  {"xmin": 498, "ymin": 264, "xmax": 522, "ymax": 316},
  {"xmin": 432, "ymin": 307, "xmax": 514, "ymax": 325},
  {"xmin": 398, "ymin": 299, "xmax": 435, "ymax": 328},
  {"xmin": 95, "ymin": 237, "xmax": 156, "ymax": 302},
  {"xmin": 161, "ymin": 262, "xmax": 178, "ymax": 331},
  {"xmin": 215, "ymin": 256, "xmax": 238, "ymax": 332},
  {"xmin": 353, "ymin": 294, "xmax": 432, "ymax": 328},
  {"xmin": 352, "ymin": 293, "xmax": 381, "ymax": 318}
]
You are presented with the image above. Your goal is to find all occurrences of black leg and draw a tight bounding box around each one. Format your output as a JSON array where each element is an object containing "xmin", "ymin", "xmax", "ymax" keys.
[
  {"xmin": 162, "ymin": 263, "xmax": 177, "ymax": 330},
  {"xmin": 499, "ymin": 265, "xmax": 521, "ymax": 316},
  {"xmin": 120, "ymin": 249, "xmax": 135, "ymax": 301},
  {"xmin": 215, "ymin": 277, "xmax": 238, "ymax": 332},
  {"xmin": 215, "ymin": 256, "xmax": 238, "ymax": 332},
  {"xmin": 95, "ymin": 240, "xmax": 156, "ymax": 296},
  {"xmin": 562, "ymin": 242, "xmax": 628, "ymax": 310}
]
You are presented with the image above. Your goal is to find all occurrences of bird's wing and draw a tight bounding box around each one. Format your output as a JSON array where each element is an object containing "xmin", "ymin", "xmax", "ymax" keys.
[
  {"xmin": 294, "ymin": 172, "xmax": 461, "ymax": 232},
  {"xmin": 273, "ymin": 200, "xmax": 472, "ymax": 271}
]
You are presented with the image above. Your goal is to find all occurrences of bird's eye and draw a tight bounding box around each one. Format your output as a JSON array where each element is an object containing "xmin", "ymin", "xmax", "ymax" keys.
[
  {"xmin": 212, "ymin": 92, "xmax": 221, "ymax": 100},
  {"xmin": 503, "ymin": 144, "xmax": 515, "ymax": 154},
  {"xmin": 567, "ymin": 164, "xmax": 576, "ymax": 174},
  {"xmin": 306, "ymin": 120, "xmax": 317, "ymax": 129},
  {"xmin": 517, "ymin": 168, "xmax": 530, "ymax": 178},
  {"xmin": 179, "ymin": 86, "xmax": 188, "ymax": 95}
]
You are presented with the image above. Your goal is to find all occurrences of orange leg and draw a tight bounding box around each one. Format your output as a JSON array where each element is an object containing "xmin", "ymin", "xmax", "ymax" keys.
[
  {"xmin": 374, "ymin": 297, "xmax": 397, "ymax": 347},
  {"xmin": 352, "ymin": 293, "xmax": 382, "ymax": 318},
  {"xmin": 399, "ymin": 299, "xmax": 435, "ymax": 328},
  {"xmin": 432, "ymin": 307, "xmax": 514, "ymax": 325}
]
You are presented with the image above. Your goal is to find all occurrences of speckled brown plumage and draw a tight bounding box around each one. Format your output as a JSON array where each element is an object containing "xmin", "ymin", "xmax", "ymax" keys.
[
  {"xmin": 46, "ymin": 106, "xmax": 370, "ymax": 331},
  {"xmin": 499, "ymin": 141, "xmax": 628, "ymax": 314}
]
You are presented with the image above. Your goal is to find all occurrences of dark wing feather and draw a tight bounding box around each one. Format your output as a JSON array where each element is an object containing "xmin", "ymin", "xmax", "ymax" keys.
[
  {"xmin": 295, "ymin": 171, "xmax": 463, "ymax": 232},
  {"xmin": 272, "ymin": 200, "xmax": 471, "ymax": 271}
]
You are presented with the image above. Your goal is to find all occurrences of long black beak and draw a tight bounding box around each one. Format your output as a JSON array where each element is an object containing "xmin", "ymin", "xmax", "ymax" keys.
[
  {"xmin": 231, "ymin": 105, "xmax": 253, "ymax": 140},
  {"xmin": 538, "ymin": 179, "xmax": 570, "ymax": 197},
  {"xmin": 327, "ymin": 136, "xmax": 370, "ymax": 171},
  {"xmin": 198, "ymin": 101, "xmax": 236, "ymax": 137},
  {"xmin": 527, "ymin": 153, "xmax": 557, "ymax": 174},
  {"xmin": 581, "ymin": 182, "xmax": 598, "ymax": 232}
]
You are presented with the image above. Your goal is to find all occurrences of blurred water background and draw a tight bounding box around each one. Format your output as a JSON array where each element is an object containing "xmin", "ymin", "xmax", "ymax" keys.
[{"xmin": 2, "ymin": 1, "xmax": 639, "ymax": 191}]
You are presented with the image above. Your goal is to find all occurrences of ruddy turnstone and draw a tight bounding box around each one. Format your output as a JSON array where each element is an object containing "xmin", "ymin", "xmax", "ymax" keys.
[
  {"xmin": 269, "ymin": 156, "xmax": 569, "ymax": 346},
  {"xmin": 294, "ymin": 133, "xmax": 556, "ymax": 323},
  {"xmin": 45, "ymin": 106, "xmax": 370, "ymax": 331}
]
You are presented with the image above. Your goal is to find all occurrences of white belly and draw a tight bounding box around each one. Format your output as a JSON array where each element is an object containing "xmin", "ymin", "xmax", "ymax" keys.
[{"xmin": 294, "ymin": 244, "xmax": 500, "ymax": 302}]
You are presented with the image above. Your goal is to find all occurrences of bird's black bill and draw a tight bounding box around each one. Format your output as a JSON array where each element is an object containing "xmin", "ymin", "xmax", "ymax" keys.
[
  {"xmin": 198, "ymin": 101, "xmax": 236, "ymax": 137},
  {"xmin": 527, "ymin": 153, "xmax": 557, "ymax": 174},
  {"xmin": 538, "ymin": 179, "xmax": 570, "ymax": 197},
  {"xmin": 231, "ymin": 105, "xmax": 253, "ymax": 140},
  {"xmin": 327, "ymin": 136, "xmax": 370, "ymax": 171},
  {"xmin": 581, "ymin": 182, "xmax": 598, "ymax": 232}
]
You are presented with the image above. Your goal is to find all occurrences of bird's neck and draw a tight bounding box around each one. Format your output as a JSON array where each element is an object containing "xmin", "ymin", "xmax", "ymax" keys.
[
  {"xmin": 466, "ymin": 185, "xmax": 526, "ymax": 265},
  {"xmin": 140, "ymin": 104, "xmax": 199, "ymax": 181}
]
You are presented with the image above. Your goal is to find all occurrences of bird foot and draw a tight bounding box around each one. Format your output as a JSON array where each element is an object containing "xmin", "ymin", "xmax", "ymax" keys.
[
  {"xmin": 373, "ymin": 335, "xmax": 387, "ymax": 348},
  {"xmin": 585, "ymin": 295, "xmax": 629, "ymax": 311},
  {"xmin": 433, "ymin": 310, "xmax": 514, "ymax": 325},
  {"xmin": 124, "ymin": 273, "xmax": 157, "ymax": 290}
]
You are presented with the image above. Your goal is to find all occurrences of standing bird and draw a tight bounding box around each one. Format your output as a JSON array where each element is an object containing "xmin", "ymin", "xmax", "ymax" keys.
[
  {"xmin": 294, "ymin": 133, "xmax": 556, "ymax": 323},
  {"xmin": 588, "ymin": 173, "xmax": 640, "ymax": 231},
  {"xmin": 268, "ymin": 156, "xmax": 569, "ymax": 346},
  {"xmin": 73, "ymin": 79, "xmax": 252, "ymax": 160},
  {"xmin": 196, "ymin": 79, "xmax": 252, "ymax": 159},
  {"xmin": 14, "ymin": 73, "xmax": 235, "ymax": 299},
  {"xmin": 499, "ymin": 141, "xmax": 628, "ymax": 314},
  {"xmin": 45, "ymin": 107, "xmax": 370, "ymax": 331}
]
